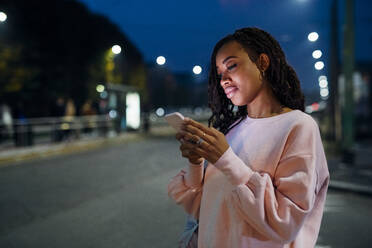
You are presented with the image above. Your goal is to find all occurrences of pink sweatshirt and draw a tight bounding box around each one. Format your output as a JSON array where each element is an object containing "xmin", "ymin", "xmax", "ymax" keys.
[{"xmin": 168, "ymin": 110, "xmax": 329, "ymax": 248}]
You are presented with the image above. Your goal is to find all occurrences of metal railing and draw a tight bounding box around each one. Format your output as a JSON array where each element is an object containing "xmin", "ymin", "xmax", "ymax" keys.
[
  {"xmin": 0, "ymin": 111, "xmax": 212, "ymax": 149},
  {"xmin": 0, "ymin": 115, "xmax": 115, "ymax": 148}
]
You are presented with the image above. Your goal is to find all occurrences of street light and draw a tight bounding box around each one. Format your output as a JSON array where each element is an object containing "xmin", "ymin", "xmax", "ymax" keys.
[
  {"xmin": 320, "ymin": 88, "xmax": 329, "ymax": 98},
  {"xmin": 193, "ymin": 65, "xmax": 202, "ymax": 75},
  {"xmin": 318, "ymin": 75, "xmax": 327, "ymax": 81},
  {"xmin": 314, "ymin": 61, "xmax": 324, "ymax": 70},
  {"xmin": 312, "ymin": 50, "xmax": 322, "ymax": 59},
  {"xmin": 156, "ymin": 56, "xmax": 166, "ymax": 65},
  {"xmin": 318, "ymin": 75, "xmax": 328, "ymax": 88},
  {"xmin": 319, "ymin": 79, "xmax": 328, "ymax": 88},
  {"xmin": 0, "ymin": 11, "xmax": 7, "ymax": 22},
  {"xmin": 156, "ymin": 107, "xmax": 165, "ymax": 117},
  {"xmin": 112, "ymin": 45, "xmax": 121, "ymax": 55},
  {"xmin": 308, "ymin": 32, "xmax": 319, "ymax": 42},
  {"xmin": 96, "ymin": 84, "xmax": 105, "ymax": 93}
]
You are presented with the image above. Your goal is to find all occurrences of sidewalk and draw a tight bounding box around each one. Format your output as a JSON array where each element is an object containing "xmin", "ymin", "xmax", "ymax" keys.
[
  {"xmin": 0, "ymin": 132, "xmax": 144, "ymax": 166},
  {"xmin": 326, "ymin": 141, "xmax": 372, "ymax": 195},
  {"xmin": 0, "ymin": 126, "xmax": 176, "ymax": 166}
]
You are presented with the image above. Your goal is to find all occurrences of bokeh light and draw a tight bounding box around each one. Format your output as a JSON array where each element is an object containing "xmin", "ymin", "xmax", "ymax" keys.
[
  {"xmin": 0, "ymin": 12, "xmax": 7, "ymax": 22},
  {"xmin": 96, "ymin": 84, "xmax": 105, "ymax": 93},
  {"xmin": 315, "ymin": 61, "xmax": 324, "ymax": 70},
  {"xmin": 312, "ymin": 50, "xmax": 322, "ymax": 59},
  {"xmin": 156, "ymin": 56, "xmax": 166, "ymax": 65},
  {"xmin": 193, "ymin": 65, "xmax": 202, "ymax": 75},
  {"xmin": 112, "ymin": 45, "xmax": 121, "ymax": 54},
  {"xmin": 308, "ymin": 32, "xmax": 319, "ymax": 42}
]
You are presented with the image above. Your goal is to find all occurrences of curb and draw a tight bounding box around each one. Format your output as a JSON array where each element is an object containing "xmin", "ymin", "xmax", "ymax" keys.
[
  {"xmin": 0, "ymin": 126, "xmax": 178, "ymax": 167},
  {"xmin": 0, "ymin": 132, "xmax": 144, "ymax": 167},
  {"xmin": 329, "ymin": 180, "xmax": 372, "ymax": 196}
]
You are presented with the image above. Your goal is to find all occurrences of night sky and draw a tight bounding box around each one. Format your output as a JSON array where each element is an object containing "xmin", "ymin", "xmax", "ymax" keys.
[{"xmin": 77, "ymin": 0, "xmax": 371, "ymax": 93}]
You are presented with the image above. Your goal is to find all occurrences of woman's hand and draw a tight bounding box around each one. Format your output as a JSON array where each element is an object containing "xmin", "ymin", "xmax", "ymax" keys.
[
  {"xmin": 175, "ymin": 131, "xmax": 204, "ymax": 164},
  {"xmin": 178, "ymin": 118, "xmax": 230, "ymax": 164}
]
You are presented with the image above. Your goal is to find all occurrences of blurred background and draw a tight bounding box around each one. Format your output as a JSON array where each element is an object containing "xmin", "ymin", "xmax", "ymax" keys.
[{"xmin": 0, "ymin": 0, "xmax": 371, "ymax": 247}]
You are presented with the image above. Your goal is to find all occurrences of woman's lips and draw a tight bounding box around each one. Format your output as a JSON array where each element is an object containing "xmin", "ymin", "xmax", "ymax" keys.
[{"xmin": 224, "ymin": 86, "xmax": 238, "ymax": 99}]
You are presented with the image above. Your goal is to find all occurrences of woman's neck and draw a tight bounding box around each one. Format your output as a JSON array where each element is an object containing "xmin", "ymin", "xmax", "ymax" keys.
[{"xmin": 246, "ymin": 85, "xmax": 288, "ymax": 119}]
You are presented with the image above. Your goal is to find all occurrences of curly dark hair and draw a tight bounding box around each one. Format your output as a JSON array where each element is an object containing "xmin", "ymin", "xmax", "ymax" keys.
[{"xmin": 207, "ymin": 27, "xmax": 305, "ymax": 135}]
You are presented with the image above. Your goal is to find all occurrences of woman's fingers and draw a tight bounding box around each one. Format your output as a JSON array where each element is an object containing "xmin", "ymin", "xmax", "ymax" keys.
[
  {"xmin": 180, "ymin": 142, "xmax": 195, "ymax": 151},
  {"xmin": 178, "ymin": 130, "xmax": 200, "ymax": 144},
  {"xmin": 182, "ymin": 124, "xmax": 215, "ymax": 145},
  {"xmin": 181, "ymin": 149, "xmax": 190, "ymax": 158},
  {"xmin": 180, "ymin": 143, "xmax": 202, "ymax": 160},
  {"xmin": 177, "ymin": 118, "xmax": 228, "ymax": 164},
  {"xmin": 184, "ymin": 118, "xmax": 216, "ymax": 137},
  {"xmin": 180, "ymin": 136, "xmax": 212, "ymax": 157},
  {"xmin": 175, "ymin": 130, "xmax": 188, "ymax": 142},
  {"xmin": 175, "ymin": 132, "xmax": 184, "ymax": 141}
]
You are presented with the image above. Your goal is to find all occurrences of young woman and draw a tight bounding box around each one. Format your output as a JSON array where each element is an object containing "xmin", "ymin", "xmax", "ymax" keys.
[{"xmin": 168, "ymin": 27, "xmax": 329, "ymax": 248}]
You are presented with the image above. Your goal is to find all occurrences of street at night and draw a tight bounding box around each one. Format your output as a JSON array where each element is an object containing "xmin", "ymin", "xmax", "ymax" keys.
[
  {"xmin": 0, "ymin": 136, "xmax": 371, "ymax": 248},
  {"xmin": 1, "ymin": 0, "xmax": 372, "ymax": 247}
]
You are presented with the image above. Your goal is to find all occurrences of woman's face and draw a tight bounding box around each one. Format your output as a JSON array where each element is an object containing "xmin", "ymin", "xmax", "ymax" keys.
[{"xmin": 215, "ymin": 41, "xmax": 265, "ymax": 106}]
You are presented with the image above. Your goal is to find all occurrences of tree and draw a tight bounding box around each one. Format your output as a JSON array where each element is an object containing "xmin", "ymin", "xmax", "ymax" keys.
[{"xmin": 0, "ymin": 0, "xmax": 147, "ymax": 117}]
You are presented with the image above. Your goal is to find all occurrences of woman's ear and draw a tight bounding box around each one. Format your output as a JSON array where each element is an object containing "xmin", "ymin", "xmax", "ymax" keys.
[{"xmin": 258, "ymin": 53, "xmax": 270, "ymax": 72}]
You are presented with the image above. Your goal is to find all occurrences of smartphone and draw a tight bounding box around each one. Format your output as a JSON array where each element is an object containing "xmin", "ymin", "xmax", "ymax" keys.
[{"xmin": 165, "ymin": 112, "xmax": 184, "ymax": 131}]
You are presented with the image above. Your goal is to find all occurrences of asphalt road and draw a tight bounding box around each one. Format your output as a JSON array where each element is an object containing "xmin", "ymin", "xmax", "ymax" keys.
[{"xmin": 0, "ymin": 135, "xmax": 371, "ymax": 247}]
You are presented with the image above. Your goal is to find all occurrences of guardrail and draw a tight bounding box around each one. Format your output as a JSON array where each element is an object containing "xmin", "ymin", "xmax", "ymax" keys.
[
  {"xmin": 0, "ymin": 111, "xmax": 212, "ymax": 149},
  {"xmin": 0, "ymin": 115, "xmax": 115, "ymax": 148}
]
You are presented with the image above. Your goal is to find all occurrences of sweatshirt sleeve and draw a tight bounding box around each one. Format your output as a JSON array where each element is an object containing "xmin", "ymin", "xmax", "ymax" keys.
[
  {"xmin": 213, "ymin": 119, "xmax": 328, "ymax": 244},
  {"xmin": 167, "ymin": 160, "xmax": 205, "ymax": 219}
]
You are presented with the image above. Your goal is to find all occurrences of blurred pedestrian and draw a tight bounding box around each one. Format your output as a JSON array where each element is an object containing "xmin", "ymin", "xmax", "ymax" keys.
[
  {"xmin": 81, "ymin": 100, "xmax": 97, "ymax": 134},
  {"xmin": 168, "ymin": 27, "xmax": 329, "ymax": 248},
  {"xmin": 64, "ymin": 98, "xmax": 76, "ymax": 120},
  {"xmin": 51, "ymin": 97, "xmax": 66, "ymax": 117},
  {"xmin": 62, "ymin": 98, "xmax": 76, "ymax": 140},
  {"xmin": 51, "ymin": 97, "xmax": 66, "ymax": 142},
  {"xmin": 0, "ymin": 103, "xmax": 13, "ymax": 142}
]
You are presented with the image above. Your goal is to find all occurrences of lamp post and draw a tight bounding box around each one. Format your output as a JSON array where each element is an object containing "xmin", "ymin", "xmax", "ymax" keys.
[
  {"xmin": 104, "ymin": 44, "xmax": 123, "ymax": 84},
  {"xmin": 329, "ymin": 0, "xmax": 342, "ymax": 144},
  {"xmin": 341, "ymin": 0, "xmax": 355, "ymax": 164}
]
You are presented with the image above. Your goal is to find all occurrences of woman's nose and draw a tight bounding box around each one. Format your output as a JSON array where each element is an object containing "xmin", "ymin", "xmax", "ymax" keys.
[{"xmin": 220, "ymin": 73, "xmax": 231, "ymax": 87}]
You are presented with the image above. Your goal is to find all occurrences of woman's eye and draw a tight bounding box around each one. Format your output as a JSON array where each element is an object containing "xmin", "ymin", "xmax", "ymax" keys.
[{"xmin": 227, "ymin": 64, "xmax": 237, "ymax": 71}]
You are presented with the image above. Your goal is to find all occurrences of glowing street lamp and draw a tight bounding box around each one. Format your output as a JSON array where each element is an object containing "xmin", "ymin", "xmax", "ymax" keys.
[
  {"xmin": 156, "ymin": 56, "xmax": 166, "ymax": 65},
  {"xmin": 314, "ymin": 61, "xmax": 324, "ymax": 70},
  {"xmin": 193, "ymin": 65, "xmax": 202, "ymax": 75},
  {"xmin": 96, "ymin": 84, "xmax": 105, "ymax": 93},
  {"xmin": 318, "ymin": 75, "xmax": 327, "ymax": 82},
  {"xmin": 319, "ymin": 79, "xmax": 328, "ymax": 88},
  {"xmin": 112, "ymin": 45, "xmax": 121, "ymax": 55},
  {"xmin": 312, "ymin": 50, "xmax": 322, "ymax": 59},
  {"xmin": 0, "ymin": 11, "xmax": 7, "ymax": 22},
  {"xmin": 320, "ymin": 88, "xmax": 329, "ymax": 98},
  {"xmin": 308, "ymin": 32, "xmax": 319, "ymax": 42},
  {"xmin": 156, "ymin": 107, "xmax": 165, "ymax": 117}
]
